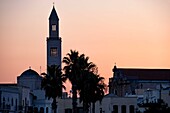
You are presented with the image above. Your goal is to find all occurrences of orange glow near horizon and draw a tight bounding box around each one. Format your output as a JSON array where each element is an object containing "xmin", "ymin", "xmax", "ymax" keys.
[{"xmin": 0, "ymin": 0, "xmax": 170, "ymax": 92}]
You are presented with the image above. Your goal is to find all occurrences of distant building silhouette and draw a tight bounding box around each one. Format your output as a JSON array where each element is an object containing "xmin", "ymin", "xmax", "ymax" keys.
[{"xmin": 109, "ymin": 65, "xmax": 170, "ymax": 96}]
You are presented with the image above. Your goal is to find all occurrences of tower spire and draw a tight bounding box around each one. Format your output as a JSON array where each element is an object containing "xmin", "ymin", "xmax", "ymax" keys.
[
  {"xmin": 49, "ymin": 5, "xmax": 59, "ymax": 20},
  {"xmin": 53, "ymin": 2, "xmax": 55, "ymax": 7},
  {"xmin": 49, "ymin": 5, "xmax": 59, "ymax": 38}
]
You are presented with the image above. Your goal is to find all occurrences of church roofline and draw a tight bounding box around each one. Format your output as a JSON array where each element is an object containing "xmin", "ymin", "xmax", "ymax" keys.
[{"xmin": 113, "ymin": 68, "xmax": 170, "ymax": 80}]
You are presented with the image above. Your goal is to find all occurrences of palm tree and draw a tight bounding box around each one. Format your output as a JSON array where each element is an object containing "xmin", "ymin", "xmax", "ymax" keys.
[
  {"xmin": 79, "ymin": 72, "xmax": 105, "ymax": 113},
  {"xmin": 78, "ymin": 56, "xmax": 97, "ymax": 113},
  {"xmin": 90, "ymin": 74, "xmax": 105, "ymax": 113},
  {"xmin": 79, "ymin": 71, "xmax": 93, "ymax": 113},
  {"xmin": 63, "ymin": 50, "xmax": 81, "ymax": 113},
  {"xmin": 41, "ymin": 65, "xmax": 66, "ymax": 113},
  {"xmin": 63, "ymin": 50, "xmax": 96, "ymax": 113},
  {"xmin": 63, "ymin": 50, "xmax": 105, "ymax": 113}
]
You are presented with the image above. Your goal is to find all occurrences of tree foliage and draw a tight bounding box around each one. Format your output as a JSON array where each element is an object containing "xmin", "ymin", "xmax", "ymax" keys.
[
  {"xmin": 41, "ymin": 65, "xmax": 66, "ymax": 113},
  {"xmin": 79, "ymin": 71, "xmax": 105, "ymax": 113},
  {"xmin": 63, "ymin": 50, "xmax": 106, "ymax": 113}
]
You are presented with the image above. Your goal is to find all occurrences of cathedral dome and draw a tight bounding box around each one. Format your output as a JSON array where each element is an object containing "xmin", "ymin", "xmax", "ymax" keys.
[
  {"xmin": 20, "ymin": 68, "xmax": 40, "ymax": 78},
  {"xmin": 17, "ymin": 68, "xmax": 42, "ymax": 90}
]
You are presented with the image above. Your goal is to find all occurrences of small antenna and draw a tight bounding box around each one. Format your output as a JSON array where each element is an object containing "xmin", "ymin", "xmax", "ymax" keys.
[
  {"xmin": 40, "ymin": 66, "xmax": 41, "ymax": 74},
  {"xmin": 53, "ymin": 2, "xmax": 55, "ymax": 6}
]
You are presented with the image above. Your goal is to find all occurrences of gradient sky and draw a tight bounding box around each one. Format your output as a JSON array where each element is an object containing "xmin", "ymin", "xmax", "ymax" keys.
[{"xmin": 0, "ymin": 0, "xmax": 170, "ymax": 91}]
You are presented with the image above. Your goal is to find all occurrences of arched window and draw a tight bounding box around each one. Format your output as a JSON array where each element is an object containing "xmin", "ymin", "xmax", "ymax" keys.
[
  {"xmin": 40, "ymin": 107, "xmax": 44, "ymax": 113},
  {"xmin": 121, "ymin": 105, "xmax": 126, "ymax": 113},
  {"xmin": 46, "ymin": 107, "xmax": 48, "ymax": 113},
  {"xmin": 113, "ymin": 105, "xmax": 118, "ymax": 113},
  {"xmin": 34, "ymin": 107, "xmax": 38, "ymax": 113},
  {"xmin": 129, "ymin": 105, "xmax": 134, "ymax": 113}
]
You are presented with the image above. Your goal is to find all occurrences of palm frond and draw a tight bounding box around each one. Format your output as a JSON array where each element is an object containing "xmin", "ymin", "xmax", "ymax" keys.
[{"xmin": 41, "ymin": 65, "xmax": 65, "ymax": 99}]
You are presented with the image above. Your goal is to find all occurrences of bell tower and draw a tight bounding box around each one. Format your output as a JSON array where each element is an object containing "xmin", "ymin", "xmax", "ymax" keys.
[{"xmin": 47, "ymin": 6, "xmax": 61, "ymax": 67}]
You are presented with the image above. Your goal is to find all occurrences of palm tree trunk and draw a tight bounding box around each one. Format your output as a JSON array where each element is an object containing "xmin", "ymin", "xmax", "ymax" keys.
[
  {"xmin": 52, "ymin": 98, "xmax": 57, "ymax": 113},
  {"xmin": 92, "ymin": 102, "xmax": 95, "ymax": 113},
  {"xmin": 72, "ymin": 84, "xmax": 77, "ymax": 113}
]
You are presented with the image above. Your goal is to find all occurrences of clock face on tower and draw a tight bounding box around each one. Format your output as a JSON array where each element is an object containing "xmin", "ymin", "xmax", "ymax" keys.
[{"xmin": 52, "ymin": 24, "xmax": 56, "ymax": 31}]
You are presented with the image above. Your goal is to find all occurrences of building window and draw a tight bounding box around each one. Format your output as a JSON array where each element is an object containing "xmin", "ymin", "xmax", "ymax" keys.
[
  {"xmin": 115, "ymin": 90, "xmax": 117, "ymax": 95},
  {"xmin": 46, "ymin": 107, "xmax": 48, "ymax": 113},
  {"xmin": 23, "ymin": 100, "xmax": 24, "ymax": 106},
  {"xmin": 113, "ymin": 105, "xmax": 118, "ymax": 113},
  {"xmin": 11, "ymin": 98, "xmax": 13, "ymax": 106},
  {"xmin": 3, "ymin": 97, "xmax": 5, "ymax": 102},
  {"xmin": 50, "ymin": 47, "xmax": 58, "ymax": 56},
  {"xmin": 121, "ymin": 105, "xmax": 126, "ymax": 113},
  {"xmin": 52, "ymin": 24, "xmax": 56, "ymax": 31},
  {"xmin": 3, "ymin": 97, "xmax": 5, "ymax": 109},
  {"xmin": 65, "ymin": 108, "xmax": 72, "ymax": 113},
  {"xmin": 129, "ymin": 105, "xmax": 134, "ymax": 113},
  {"xmin": 34, "ymin": 107, "xmax": 38, "ymax": 113},
  {"xmin": 25, "ymin": 98, "xmax": 27, "ymax": 106},
  {"xmin": 40, "ymin": 107, "xmax": 44, "ymax": 113},
  {"xmin": 15, "ymin": 99, "xmax": 18, "ymax": 110}
]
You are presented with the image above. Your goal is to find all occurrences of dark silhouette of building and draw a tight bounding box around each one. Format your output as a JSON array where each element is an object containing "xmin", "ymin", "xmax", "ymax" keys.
[{"xmin": 109, "ymin": 65, "xmax": 170, "ymax": 96}]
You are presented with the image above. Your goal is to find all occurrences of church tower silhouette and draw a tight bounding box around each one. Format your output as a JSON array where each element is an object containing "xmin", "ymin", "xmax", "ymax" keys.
[{"xmin": 47, "ymin": 6, "xmax": 61, "ymax": 67}]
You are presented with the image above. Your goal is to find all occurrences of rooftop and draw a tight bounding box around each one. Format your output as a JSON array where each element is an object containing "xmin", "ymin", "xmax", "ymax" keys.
[{"xmin": 114, "ymin": 68, "xmax": 170, "ymax": 80}]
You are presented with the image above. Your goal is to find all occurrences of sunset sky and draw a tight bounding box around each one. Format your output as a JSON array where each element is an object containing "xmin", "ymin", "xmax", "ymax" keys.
[{"xmin": 0, "ymin": 0, "xmax": 170, "ymax": 91}]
